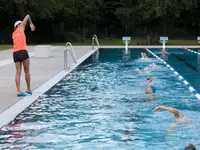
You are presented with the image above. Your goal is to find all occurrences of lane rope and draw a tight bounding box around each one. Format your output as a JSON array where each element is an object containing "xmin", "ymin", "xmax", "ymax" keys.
[
  {"xmin": 145, "ymin": 48, "xmax": 200, "ymax": 100},
  {"xmin": 184, "ymin": 47, "xmax": 200, "ymax": 55}
]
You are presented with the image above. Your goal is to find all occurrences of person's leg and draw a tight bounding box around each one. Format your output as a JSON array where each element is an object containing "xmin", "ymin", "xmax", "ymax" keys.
[
  {"xmin": 22, "ymin": 58, "xmax": 31, "ymax": 92},
  {"xmin": 15, "ymin": 62, "xmax": 22, "ymax": 94}
]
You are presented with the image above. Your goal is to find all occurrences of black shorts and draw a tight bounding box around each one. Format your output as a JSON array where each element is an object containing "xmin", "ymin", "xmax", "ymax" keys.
[{"xmin": 13, "ymin": 50, "xmax": 29, "ymax": 63}]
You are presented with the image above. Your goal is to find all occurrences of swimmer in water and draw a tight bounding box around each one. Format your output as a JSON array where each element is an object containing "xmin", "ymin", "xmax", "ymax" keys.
[
  {"xmin": 146, "ymin": 84, "xmax": 156, "ymax": 94},
  {"xmin": 153, "ymin": 106, "xmax": 184, "ymax": 119},
  {"xmin": 149, "ymin": 63, "xmax": 160, "ymax": 69},
  {"xmin": 136, "ymin": 64, "xmax": 151, "ymax": 74},
  {"xmin": 141, "ymin": 52, "xmax": 148, "ymax": 59},
  {"xmin": 184, "ymin": 144, "xmax": 197, "ymax": 150},
  {"xmin": 141, "ymin": 77, "xmax": 156, "ymax": 86},
  {"xmin": 153, "ymin": 106, "xmax": 189, "ymax": 130},
  {"xmin": 146, "ymin": 77, "xmax": 156, "ymax": 84},
  {"xmin": 161, "ymin": 49, "xmax": 168, "ymax": 60},
  {"xmin": 162, "ymin": 48, "xmax": 167, "ymax": 54}
]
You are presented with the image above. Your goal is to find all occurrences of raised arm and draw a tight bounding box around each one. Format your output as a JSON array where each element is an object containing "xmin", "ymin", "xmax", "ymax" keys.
[
  {"xmin": 19, "ymin": 15, "xmax": 35, "ymax": 31},
  {"xmin": 153, "ymin": 106, "xmax": 182, "ymax": 118}
]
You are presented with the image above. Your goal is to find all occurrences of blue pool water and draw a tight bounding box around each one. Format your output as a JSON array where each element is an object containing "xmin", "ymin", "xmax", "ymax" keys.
[
  {"xmin": 0, "ymin": 48, "xmax": 200, "ymax": 150},
  {"xmin": 151, "ymin": 48, "xmax": 200, "ymax": 93}
]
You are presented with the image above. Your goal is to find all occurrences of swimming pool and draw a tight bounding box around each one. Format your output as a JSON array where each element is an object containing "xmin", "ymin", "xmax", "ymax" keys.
[{"xmin": 0, "ymin": 48, "xmax": 200, "ymax": 150}]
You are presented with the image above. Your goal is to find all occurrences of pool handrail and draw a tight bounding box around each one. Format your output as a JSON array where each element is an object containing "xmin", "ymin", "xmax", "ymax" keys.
[
  {"xmin": 92, "ymin": 35, "xmax": 99, "ymax": 50},
  {"xmin": 145, "ymin": 48, "xmax": 200, "ymax": 100},
  {"xmin": 64, "ymin": 42, "xmax": 77, "ymax": 70}
]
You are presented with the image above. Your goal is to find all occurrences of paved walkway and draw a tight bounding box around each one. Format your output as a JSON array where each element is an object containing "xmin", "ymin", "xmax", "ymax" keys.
[{"xmin": 0, "ymin": 46, "xmax": 92, "ymax": 114}]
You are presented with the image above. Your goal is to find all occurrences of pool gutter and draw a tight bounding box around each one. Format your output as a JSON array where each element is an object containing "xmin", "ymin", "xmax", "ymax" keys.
[
  {"xmin": 100, "ymin": 45, "xmax": 200, "ymax": 48},
  {"xmin": 0, "ymin": 48, "xmax": 99, "ymax": 129}
]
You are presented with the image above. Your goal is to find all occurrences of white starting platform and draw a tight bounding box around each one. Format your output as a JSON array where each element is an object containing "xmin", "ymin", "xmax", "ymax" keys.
[
  {"xmin": 160, "ymin": 36, "xmax": 168, "ymax": 50},
  {"xmin": 197, "ymin": 36, "xmax": 200, "ymax": 43},
  {"xmin": 122, "ymin": 36, "xmax": 131, "ymax": 54},
  {"xmin": 34, "ymin": 45, "xmax": 52, "ymax": 58}
]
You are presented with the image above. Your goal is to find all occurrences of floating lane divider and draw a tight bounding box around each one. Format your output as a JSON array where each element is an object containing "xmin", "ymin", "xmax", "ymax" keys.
[
  {"xmin": 184, "ymin": 47, "xmax": 200, "ymax": 55},
  {"xmin": 145, "ymin": 48, "xmax": 200, "ymax": 100}
]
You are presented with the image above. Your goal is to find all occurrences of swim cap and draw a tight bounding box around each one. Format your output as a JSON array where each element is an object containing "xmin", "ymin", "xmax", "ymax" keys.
[
  {"xmin": 138, "ymin": 65, "xmax": 143, "ymax": 70},
  {"xmin": 184, "ymin": 144, "xmax": 196, "ymax": 150},
  {"xmin": 150, "ymin": 85, "xmax": 156, "ymax": 93},
  {"xmin": 14, "ymin": 20, "xmax": 22, "ymax": 28},
  {"xmin": 146, "ymin": 87, "xmax": 152, "ymax": 94}
]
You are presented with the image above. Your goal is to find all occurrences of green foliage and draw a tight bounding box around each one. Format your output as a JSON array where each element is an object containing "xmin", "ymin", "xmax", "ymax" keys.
[{"xmin": 0, "ymin": 0, "xmax": 200, "ymax": 44}]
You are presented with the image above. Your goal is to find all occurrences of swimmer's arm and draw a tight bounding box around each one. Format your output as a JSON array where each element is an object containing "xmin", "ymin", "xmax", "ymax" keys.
[
  {"xmin": 20, "ymin": 15, "xmax": 35, "ymax": 31},
  {"xmin": 153, "ymin": 106, "xmax": 180, "ymax": 117}
]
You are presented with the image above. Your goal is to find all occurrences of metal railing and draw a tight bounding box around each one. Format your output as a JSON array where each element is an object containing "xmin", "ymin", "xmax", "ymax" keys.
[
  {"xmin": 92, "ymin": 35, "xmax": 100, "ymax": 50},
  {"xmin": 64, "ymin": 42, "xmax": 77, "ymax": 70}
]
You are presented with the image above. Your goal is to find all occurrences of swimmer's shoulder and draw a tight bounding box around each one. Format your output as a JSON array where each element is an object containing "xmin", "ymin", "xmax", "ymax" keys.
[{"xmin": 176, "ymin": 115, "xmax": 189, "ymax": 123}]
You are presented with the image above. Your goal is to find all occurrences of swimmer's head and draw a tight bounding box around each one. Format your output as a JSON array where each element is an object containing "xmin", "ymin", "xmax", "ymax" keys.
[
  {"xmin": 149, "ymin": 63, "xmax": 156, "ymax": 67},
  {"xmin": 146, "ymin": 77, "xmax": 155, "ymax": 83},
  {"xmin": 138, "ymin": 65, "xmax": 144, "ymax": 70},
  {"xmin": 146, "ymin": 77, "xmax": 151, "ymax": 81},
  {"xmin": 184, "ymin": 144, "xmax": 196, "ymax": 150},
  {"xmin": 145, "ymin": 87, "xmax": 153, "ymax": 94},
  {"xmin": 146, "ymin": 85, "xmax": 156, "ymax": 94}
]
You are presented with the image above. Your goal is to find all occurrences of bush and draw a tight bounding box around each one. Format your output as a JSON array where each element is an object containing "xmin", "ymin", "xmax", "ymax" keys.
[{"xmin": 64, "ymin": 32, "xmax": 82, "ymax": 42}]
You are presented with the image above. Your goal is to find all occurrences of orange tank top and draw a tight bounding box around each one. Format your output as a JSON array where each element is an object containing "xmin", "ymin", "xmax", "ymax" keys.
[{"xmin": 12, "ymin": 28, "xmax": 27, "ymax": 52}]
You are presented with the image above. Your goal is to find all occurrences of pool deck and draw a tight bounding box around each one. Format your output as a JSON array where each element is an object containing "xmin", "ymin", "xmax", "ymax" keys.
[{"xmin": 0, "ymin": 45, "xmax": 199, "ymax": 128}]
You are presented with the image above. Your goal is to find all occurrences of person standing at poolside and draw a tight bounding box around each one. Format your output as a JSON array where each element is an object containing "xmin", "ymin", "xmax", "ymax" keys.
[{"xmin": 12, "ymin": 14, "xmax": 36, "ymax": 97}]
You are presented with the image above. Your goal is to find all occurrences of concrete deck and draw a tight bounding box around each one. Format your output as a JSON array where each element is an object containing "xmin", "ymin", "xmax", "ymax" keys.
[{"xmin": 0, "ymin": 46, "xmax": 92, "ymax": 115}]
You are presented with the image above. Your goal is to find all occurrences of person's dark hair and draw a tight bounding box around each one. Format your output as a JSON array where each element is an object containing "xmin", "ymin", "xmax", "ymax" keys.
[
  {"xmin": 184, "ymin": 144, "xmax": 196, "ymax": 150},
  {"xmin": 146, "ymin": 78, "xmax": 151, "ymax": 81}
]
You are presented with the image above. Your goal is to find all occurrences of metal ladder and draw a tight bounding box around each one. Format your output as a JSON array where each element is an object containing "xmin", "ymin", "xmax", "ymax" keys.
[
  {"xmin": 64, "ymin": 42, "xmax": 77, "ymax": 70},
  {"xmin": 92, "ymin": 34, "xmax": 100, "ymax": 50}
]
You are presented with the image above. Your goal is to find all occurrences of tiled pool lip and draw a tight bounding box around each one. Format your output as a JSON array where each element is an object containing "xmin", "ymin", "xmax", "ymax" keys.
[
  {"xmin": 100, "ymin": 45, "xmax": 200, "ymax": 48},
  {"xmin": 145, "ymin": 48, "xmax": 200, "ymax": 100},
  {"xmin": 0, "ymin": 48, "xmax": 99, "ymax": 129}
]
